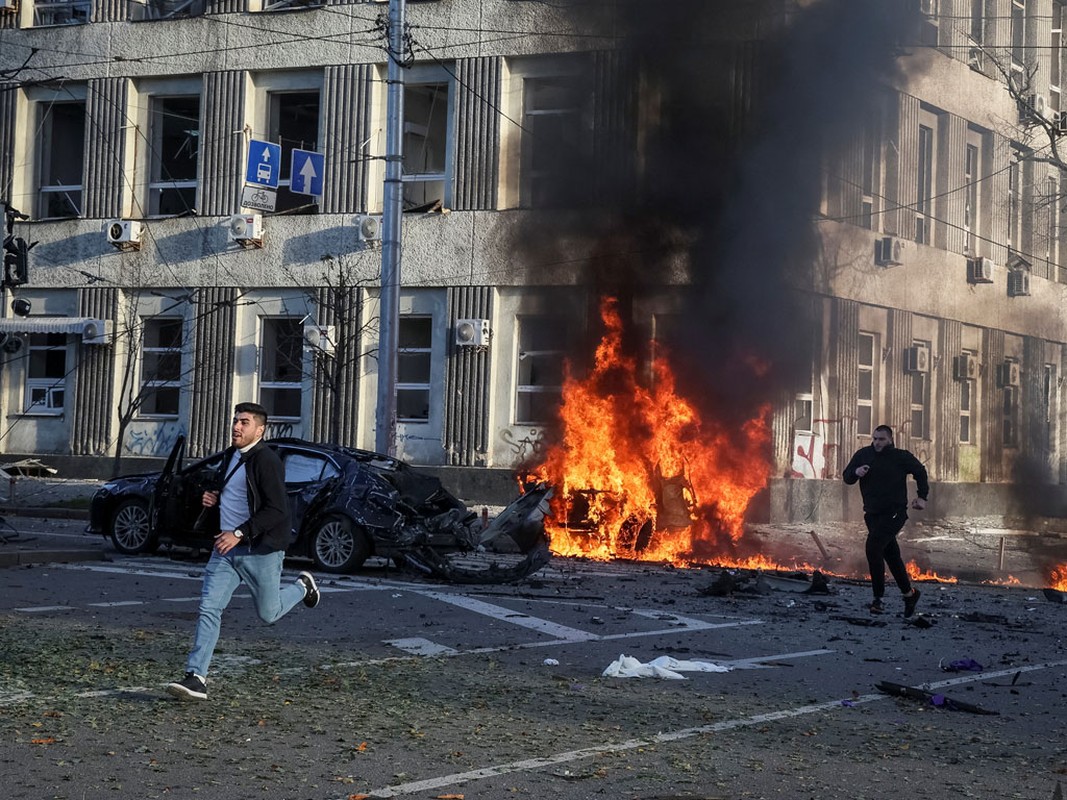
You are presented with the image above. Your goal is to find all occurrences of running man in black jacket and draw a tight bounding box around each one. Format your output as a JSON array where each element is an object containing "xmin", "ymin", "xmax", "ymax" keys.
[{"xmin": 843, "ymin": 424, "xmax": 928, "ymax": 617}]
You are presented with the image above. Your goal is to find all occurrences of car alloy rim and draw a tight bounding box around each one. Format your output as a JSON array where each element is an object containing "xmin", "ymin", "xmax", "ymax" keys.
[
  {"xmin": 316, "ymin": 519, "xmax": 354, "ymax": 567},
  {"xmin": 115, "ymin": 505, "xmax": 149, "ymax": 548}
]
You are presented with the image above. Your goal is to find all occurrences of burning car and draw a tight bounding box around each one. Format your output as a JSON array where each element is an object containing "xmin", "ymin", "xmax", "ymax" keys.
[{"xmin": 87, "ymin": 436, "xmax": 552, "ymax": 582}]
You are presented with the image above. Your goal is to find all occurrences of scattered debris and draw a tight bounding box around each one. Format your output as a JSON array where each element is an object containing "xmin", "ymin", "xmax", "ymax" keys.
[
  {"xmin": 875, "ymin": 680, "xmax": 999, "ymax": 715},
  {"xmin": 983, "ymin": 671, "xmax": 1032, "ymax": 688},
  {"xmin": 905, "ymin": 616, "xmax": 935, "ymax": 629},
  {"xmin": 1043, "ymin": 588, "xmax": 1064, "ymax": 604},
  {"xmin": 958, "ymin": 611, "xmax": 1009, "ymax": 625},
  {"xmin": 0, "ymin": 458, "xmax": 57, "ymax": 478},
  {"xmin": 809, "ymin": 529, "xmax": 830, "ymax": 560},
  {"xmin": 830, "ymin": 615, "xmax": 887, "ymax": 628},
  {"xmin": 802, "ymin": 570, "xmax": 833, "ymax": 595},
  {"xmin": 939, "ymin": 658, "xmax": 983, "ymax": 672},
  {"xmin": 603, "ymin": 653, "xmax": 731, "ymax": 679}
]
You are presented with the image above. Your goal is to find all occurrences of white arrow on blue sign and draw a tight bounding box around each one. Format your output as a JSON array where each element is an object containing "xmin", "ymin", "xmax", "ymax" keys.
[
  {"xmin": 290, "ymin": 149, "xmax": 325, "ymax": 197},
  {"xmin": 246, "ymin": 139, "xmax": 282, "ymax": 188}
]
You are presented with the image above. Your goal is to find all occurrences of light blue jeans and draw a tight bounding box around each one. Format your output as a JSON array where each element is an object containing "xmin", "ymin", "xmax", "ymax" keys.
[{"xmin": 186, "ymin": 548, "xmax": 306, "ymax": 678}]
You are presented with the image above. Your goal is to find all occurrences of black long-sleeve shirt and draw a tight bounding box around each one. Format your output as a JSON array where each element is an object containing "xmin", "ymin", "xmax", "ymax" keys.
[{"xmin": 842, "ymin": 444, "xmax": 929, "ymax": 515}]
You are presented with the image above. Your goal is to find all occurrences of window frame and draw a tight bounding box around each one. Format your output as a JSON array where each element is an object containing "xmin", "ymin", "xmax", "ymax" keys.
[
  {"xmin": 396, "ymin": 314, "xmax": 433, "ymax": 422},
  {"xmin": 857, "ymin": 331, "xmax": 877, "ymax": 437},
  {"xmin": 137, "ymin": 316, "xmax": 184, "ymax": 419},
  {"xmin": 36, "ymin": 99, "xmax": 86, "ymax": 220},
  {"xmin": 258, "ymin": 316, "xmax": 305, "ymax": 421},
  {"xmin": 267, "ymin": 88, "xmax": 322, "ymax": 213},
  {"xmin": 32, "ymin": 0, "xmax": 91, "ymax": 26},
  {"xmin": 514, "ymin": 315, "xmax": 567, "ymax": 425},
  {"xmin": 145, "ymin": 92, "xmax": 201, "ymax": 218},
  {"xmin": 23, "ymin": 332, "xmax": 68, "ymax": 416},
  {"xmin": 400, "ymin": 65, "xmax": 456, "ymax": 210}
]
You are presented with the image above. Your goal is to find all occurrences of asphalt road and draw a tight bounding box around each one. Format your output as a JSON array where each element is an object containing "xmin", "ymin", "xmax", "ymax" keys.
[{"xmin": 1, "ymin": 522, "xmax": 1066, "ymax": 800}]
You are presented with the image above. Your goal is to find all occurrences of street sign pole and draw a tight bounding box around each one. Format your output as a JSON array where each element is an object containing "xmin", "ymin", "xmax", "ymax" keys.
[{"xmin": 376, "ymin": 0, "xmax": 405, "ymax": 457}]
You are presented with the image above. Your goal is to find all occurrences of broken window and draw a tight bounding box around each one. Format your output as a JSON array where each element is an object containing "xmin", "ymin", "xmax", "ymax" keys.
[
  {"xmin": 25, "ymin": 333, "xmax": 67, "ymax": 415},
  {"xmin": 269, "ymin": 90, "xmax": 320, "ymax": 213},
  {"xmin": 139, "ymin": 317, "xmax": 183, "ymax": 417},
  {"xmin": 130, "ymin": 0, "xmax": 206, "ymax": 20},
  {"xmin": 148, "ymin": 95, "xmax": 200, "ymax": 217},
  {"xmin": 37, "ymin": 101, "xmax": 85, "ymax": 219},
  {"xmin": 915, "ymin": 117, "xmax": 935, "ymax": 244},
  {"xmin": 515, "ymin": 316, "xmax": 566, "ymax": 424},
  {"xmin": 259, "ymin": 317, "xmax": 303, "ymax": 419},
  {"xmin": 402, "ymin": 82, "xmax": 451, "ymax": 210},
  {"xmin": 397, "ymin": 315, "xmax": 432, "ymax": 421},
  {"xmin": 33, "ymin": 0, "xmax": 91, "ymax": 25}
]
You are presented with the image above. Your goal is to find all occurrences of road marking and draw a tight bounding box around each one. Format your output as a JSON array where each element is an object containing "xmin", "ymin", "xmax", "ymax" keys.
[
  {"xmin": 420, "ymin": 591, "xmax": 598, "ymax": 641},
  {"xmin": 87, "ymin": 600, "xmax": 145, "ymax": 608},
  {"xmin": 385, "ymin": 638, "xmax": 458, "ymax": 657},
  {"xmin": 353, "ymin": 659, "xmax": 1067, "ymax": 798},
  {"xmin": 14, "ymin": 606, "xmax": 72, "ymax": 613},
  {"xmin": 722, "ymin": 648, "xmax": 835, "ymax": 668}
]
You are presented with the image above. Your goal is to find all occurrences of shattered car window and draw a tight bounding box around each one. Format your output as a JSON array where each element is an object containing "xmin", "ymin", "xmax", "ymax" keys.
[{"xmin": 283, "ymin": 452, "xmax": 339, "ymax": 484}]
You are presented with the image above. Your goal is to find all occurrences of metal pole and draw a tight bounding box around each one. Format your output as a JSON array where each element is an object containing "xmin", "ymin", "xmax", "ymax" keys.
[{"xmin": 376, "ymin": 0, "xmax": 405, "ymax": 457}]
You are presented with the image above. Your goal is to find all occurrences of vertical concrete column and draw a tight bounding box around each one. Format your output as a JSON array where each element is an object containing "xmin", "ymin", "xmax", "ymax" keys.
[
  {"xmin": 321, "ymin": 63, "xmax": 373, "ymax": 214},
  {"xmin": 981, "ymin": 328, "xmax": 1006, "ymax": 482},
  {"xmin": 188, "ymin": 287, "xmax": 237, "ymax": 458},
  {"xmin": 989, "ymin": 133, "xmax": 1011, "ymax": 268},
  {"xmin": 83, "ymin": 77, "xmax": 130, "ymax": 220},
  {"xmin": 886, "ymin": 308, "xmax": 914, "ymax": 441},
  {"xmin": 444, "ymin": 286, "xmax": 492, "ymax": 466},
  {"xmin": 72, "ymin": 287, "xmax": 119, "ymax": 456},
  {"xmin": 832, "ymin": 297, "xmax": 859, "ymax": 472},
  {"xmin": 199, "ymin": 71, "xmax": 247, "ymax": 217},
  {"xmin": 943, "ymin": 115, "xmax": 968, "ymax": 254},
  {"xmin": 309, "ymin": 285, "xmax": 361, "ymax": 446},
  {"xmin": 938, "ymin": 318, "xmax": 963, "ymax": 480},
  {"xmin": 453, "ymin": 57, "xmax": 501, "ymax": 212},
  {"xmin": 0, "ymin": 83, "xmax": 14, "ymax": 207}
]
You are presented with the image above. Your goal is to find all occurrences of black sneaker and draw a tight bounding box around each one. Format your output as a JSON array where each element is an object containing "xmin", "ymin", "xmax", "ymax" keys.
[
  {"xmin": 869, "ymin": 599, "xmax": 885, "ymax": 614},
  {"xmin": 903, "ymin": 588, "xmax": 922, "ymax": 618},
  {"xmin": 297, "ymin": 571, "xmax": 320, "ymax": 608},
  {"xmin": 166, "ymin": 672, "xmax": 206, "ymax": 701}
]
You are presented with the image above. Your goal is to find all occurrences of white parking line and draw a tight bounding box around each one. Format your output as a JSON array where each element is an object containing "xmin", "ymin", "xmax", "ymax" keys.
[
  {"xmin": 385, "ymin": 638, "xmax": 458, "ymax": 657},
  {"xmin": 352, "ymin": 659, "xmax": 1067, "ymax": 798},
  {"xmin": 420, "ymin": 591, "xmax": 599, "ymax": 642}
]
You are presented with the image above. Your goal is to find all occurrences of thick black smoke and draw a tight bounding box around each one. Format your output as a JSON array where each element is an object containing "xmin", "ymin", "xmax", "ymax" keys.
[{"xmin": 521, "ymin": 0, "xmax": 915, "ymax": 434}]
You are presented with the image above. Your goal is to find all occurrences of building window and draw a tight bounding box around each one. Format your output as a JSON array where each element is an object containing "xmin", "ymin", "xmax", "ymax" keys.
[
  {"xmin": 964, "ymin": 135, "xmax": 981, "ymax": 254},
  {"xmin": 1008, "ymin": 146, "xmax": 1031, "ymax": 254},
  {"xmin": 909, "ymin": 341, "xmax": 930, "ymax": 440},
  {"xmin": 131, "ymin": 0, "xmax": 207, "ymax": 21},
  {"xmin": 860, "ymin": 123, "xmax": 878, "ymax": 230},
  {"xmin": 259, "ymin": 318, "xmax": 303, "ymax": 419},
  {"xmin": 33, "ymin": 0, "xmax": 91, "ymax": 26},
  {"xmin": 1003, "ymin": 384, "xmax": 1020, "ymax": 447},
  {"xmin": 139, "ymin": 318, "xmax": 182, "ymax": 417},
  {"xmin": 916, "ymin": 121, "xmax": 934, "ymax": 244},
  {"xmin": 919, "ymin": 0, "xmax": 938, "ymax": 47},
  {"xmin": 970, "ymin": 0, "xmax": 985, "ymax": 45},
  {"xmin": 402, "ymin": 81, "xmax": 452, "ymax": 210},
  {"xmin": 148, "ymin": 95, "xmax": 200, "ymax": 217},
  {"xmin": 521, "ymin": 75, "xmax": 590, "ymax": 208},
  {"xmin": 37, "ymin": 101, "xmax": 85, "ymax": 219},
  {"xmin": 515, "ymin": 316, "xmax": 566, "ymax": 424},
  {"xmin": 1011, "ymin": 0, "xmax": 1026, "ymax": 74},
  {"xmin": 794, "ymin": 395, "xmax": 813, "ymax": 434},
  {"xmin": 959, "ymin": 372, "xmax": 973, "ymax": 443},
  {"xmin": 269, "ymin": 90, "xmax": 320, "ymax": 213},
  {"xmin": 24, "ymin": 333, "xmax": 67, "ymax": 415},
  {"xmin": 397, "ymin": 315, "xmax": 432, "ymax": 421},
  {"xmin": 857, "ymin": 332, "xmax": 876, "ymax": 436}
]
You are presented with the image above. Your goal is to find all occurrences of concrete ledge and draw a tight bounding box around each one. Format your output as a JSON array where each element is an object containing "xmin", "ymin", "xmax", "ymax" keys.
[{"xmin": 0, "ymin": 548, "xmax": 107, "ymax": 568}]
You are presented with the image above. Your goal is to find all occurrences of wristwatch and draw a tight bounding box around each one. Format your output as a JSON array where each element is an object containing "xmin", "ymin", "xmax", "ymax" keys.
[{"xmin": 233, "ymin": 529, "xmax": 244, "ymax": 540}]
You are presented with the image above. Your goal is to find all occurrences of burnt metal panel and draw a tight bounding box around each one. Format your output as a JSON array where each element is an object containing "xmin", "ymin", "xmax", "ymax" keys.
[
  {"xmin": 444, "ymin": 286, "xmax": 492, "ymax": 466},
  {"xmin": 188, "ymin": 287, "xmax": 237, "ymax": 458},
  {"xmin": 72, "ymin": 288, "xmax": 118, "ymax": 456},
  {"xmin": 199, "ymin": 71, "xmax": 246, "ymax": 217},
  {"xmin": 453, "ymin": 56, "xmax": 501, "ymax": 212},
  {"xmin": 84, "ymin": 77, "xmax": 129, "ymax": 219},
  {"xmin": 309, "ymin": 285, "xmax": 361, "ymax": 446},
  {"xmin": 322, "ymin": 63, "xmax": 372, "ymax": 214}
]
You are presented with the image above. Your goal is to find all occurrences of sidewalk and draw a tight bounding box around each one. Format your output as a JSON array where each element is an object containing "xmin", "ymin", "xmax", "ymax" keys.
[{"xmin": 0, "ymin": 476, "xmax": 103, "ymax": 568}]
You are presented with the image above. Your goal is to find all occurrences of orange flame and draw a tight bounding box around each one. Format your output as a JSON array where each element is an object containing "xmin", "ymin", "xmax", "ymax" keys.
[
  {"xmin": 905, "ymin": 560, "xmax": 958, "ymax": 584},
  {"xmin": 531, "ymin": 297, "xmax": 773, "ymax": 565},
  {"xmin": 1050, "ymin": 564, "xmax": 1067, "ymax": 591}
]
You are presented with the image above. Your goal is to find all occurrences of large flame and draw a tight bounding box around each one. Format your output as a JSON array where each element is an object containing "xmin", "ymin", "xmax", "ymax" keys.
[
  {"xmin": 1050, "ymin": 564, "xmax": 1067, "ymax": 591},
  {"xmin": 532, "ymin": 297, "xmax": 773, "ymax": 564}
]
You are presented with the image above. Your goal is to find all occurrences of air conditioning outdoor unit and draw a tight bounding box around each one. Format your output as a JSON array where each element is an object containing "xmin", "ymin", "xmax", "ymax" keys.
[
  {"xmin": 968, "ymin": 256, "xmax": 994, "ymax": 284},
  {"xmin": 228, "ymin": 213, "xmax": 263, "ymax": 247},
  {"xmin": 875, "ymin": 236, "xmax": 905, "ymax": 267},
  {"xmin": 904, "ymin": 344, "xmax": 930, "ymax": 373},
  {"xmin": 105, "ymin": 219, "xmax": 142, "ymax": 249},
  {"xmin": 997, "ymin": 361, "xmax": 1021, "ymax": 387},
  {"xmin": 1007, "ymin": 270, "xmax": 1031, "ymax": 297},
  {"xmin": 356, "ymin": 214, "xmax": 382, "ymax": 242},
  {"xmin": 918, "ymin": 0, "xmax": 935, "ymax": 15},
  {"xmin": 82, "ymin": 319, "xmax": 110, "ymax": 345},
  {"xmin": 303, "ymin": 324, "xmax": 335, "ymax": 355},
  {"xmin": 1022, "ymin": 93, "xmax": 1051, "ymax": 123},
  {"xmin": 455, "ymin": 318, "xmax": 490, "ymax": 347},
  {"xmin": 953, "ymin": 353, "xmax": 978, "ymax": 381}
]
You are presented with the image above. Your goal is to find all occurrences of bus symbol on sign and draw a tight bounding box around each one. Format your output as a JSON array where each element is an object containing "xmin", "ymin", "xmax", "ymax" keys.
[{"xmin": 246, "ymin": 139, "xmax": 281, "ymax": 189}]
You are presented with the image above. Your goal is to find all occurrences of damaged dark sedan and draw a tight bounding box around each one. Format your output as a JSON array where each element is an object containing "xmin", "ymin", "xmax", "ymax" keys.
[{"xmin": 87, "ymin": 436, "xmax": 552, "ymax": 582}]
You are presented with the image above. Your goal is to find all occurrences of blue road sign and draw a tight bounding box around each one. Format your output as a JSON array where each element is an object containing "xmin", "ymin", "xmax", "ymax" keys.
[
  {"xmin": 290, "ymin": 149, "xmax": 325, "ymax": 197},
  {"xmin": 246, "ymin": 139, "xmax": 281, "ymax": 189}
]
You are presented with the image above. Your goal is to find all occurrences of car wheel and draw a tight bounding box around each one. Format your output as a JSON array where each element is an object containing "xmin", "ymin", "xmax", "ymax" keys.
[
  {"xmin": 312, "ymin": 515, "xmax": 370, "ymax": 573},
  {"xmin": 110, "ymin": 498, "xmax": 157, "ymax": 554}
]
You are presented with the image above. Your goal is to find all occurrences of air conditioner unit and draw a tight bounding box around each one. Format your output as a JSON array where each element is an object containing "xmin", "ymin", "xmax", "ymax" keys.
[
  {"xmin": 105, "ymin": 219, "xmax": 142, "ymax": 249},
  {"xmin": 1007, "ymin": 270, "xmax": 1031, "ymax": 297},
  {"xmin": 904, "ymin": 344, "xmax": 930, "ymax": 373},
  {"xmin": 918, "ymin": 0, "xmax": 935, "ymax": 15},
  {"xmin": 953, "ymin": 353, "xmax": 978, "ymax": 381},
  {"xmin": 356, "ymin": 214, "xmax": 382, "ymax": 242},
  {"xmin": 82, "ymin": 319, "xmax": 110, "ymax": 345},
  {"xmin": 875, "ymin": 236, "xmax": 905, "ymax": 267},
  {"xmin": 1022, "ymin": 93, "xmax": 1051, "ymax": 123},
  {"xmin": 997, "ymin": 361, "xmax": 1021, "ymax": 387},
  {"xmin": 455, "ymin": 318, "xmax": 490, "ymax": 347},
  {"xmin": 228, "ymin": 213, "xmax": 263, "ymax": 247},
  {"xmin": 303, "ymin": 324, "xmax": 335, "ymax": 355},
  {"xmin": 968, "ymin": 256, "xmax": 994, "ymax": 284}
]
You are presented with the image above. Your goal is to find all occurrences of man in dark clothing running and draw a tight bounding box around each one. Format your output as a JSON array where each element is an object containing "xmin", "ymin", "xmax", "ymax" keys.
[
  {"xmin": 166, "ymin": 402, "xmax": 320, "ymax": 701},
  {"xmin": 843, "ymin": 424, "xmax": 928, "ymax": 617}
]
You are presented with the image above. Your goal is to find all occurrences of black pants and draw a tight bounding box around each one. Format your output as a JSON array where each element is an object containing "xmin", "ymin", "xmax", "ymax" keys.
[{"xmin": 864, "ymin": 511, "xmax": 912, "ymax": 600}]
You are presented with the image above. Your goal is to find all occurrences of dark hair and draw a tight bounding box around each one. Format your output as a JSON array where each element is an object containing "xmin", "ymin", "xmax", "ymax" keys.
[
  {"xmin": 234, "ymin": 401, "xmax": 268, "ymax": 427},
  {"xmin": 874, "ymin": 424, "xmax": 893, "ymax": 440}
]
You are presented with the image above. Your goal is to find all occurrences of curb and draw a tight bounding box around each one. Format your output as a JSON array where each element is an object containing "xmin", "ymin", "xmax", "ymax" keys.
[
  {"xmin": 0, "ymin": 506, "xmax": 90, "ymax": 520},
  {"xmin": 0, "ymin": 548, "xmax": 107, "ymax": 568}
]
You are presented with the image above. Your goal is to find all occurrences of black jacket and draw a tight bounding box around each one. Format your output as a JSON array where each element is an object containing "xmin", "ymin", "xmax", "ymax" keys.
[
  {"xmin": 842, "ymin": 444, "xmax": 929, "ymax": 515},
  {"xmin": 214, "ymin": 440, "xmax": 291, "ymax": 553}
]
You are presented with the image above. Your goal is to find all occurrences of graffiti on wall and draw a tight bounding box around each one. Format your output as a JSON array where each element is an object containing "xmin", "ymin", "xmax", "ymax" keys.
[
  {"xmin": 266, "ymin": 421, "xmax": 296, "ymax": 440},
  {"xmin": 126, "ymin": 423, "xmax": 185, "ymax": 457},
  {"xmin": 500, "ymin": 427, "xmax": 547, "ymax": 463},
  {"xmin": 790, "ymin": 418, "xmax": 840, "ymax": 479}
]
